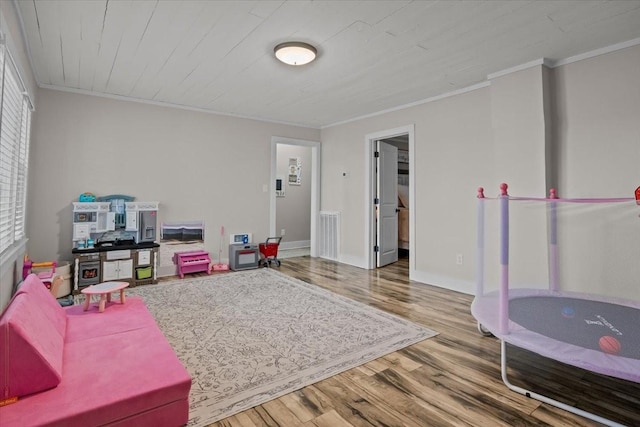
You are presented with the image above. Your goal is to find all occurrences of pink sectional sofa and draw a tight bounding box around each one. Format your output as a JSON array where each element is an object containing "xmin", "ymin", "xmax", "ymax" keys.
[{"xmin": 0, "ymin": 274, "xmax": 191, "ymax": 426}]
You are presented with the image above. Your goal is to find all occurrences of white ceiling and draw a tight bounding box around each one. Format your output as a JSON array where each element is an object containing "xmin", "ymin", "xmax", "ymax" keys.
[{"xmin": 15, "ymin": 0, "xmax": 640, "ymax": 128}]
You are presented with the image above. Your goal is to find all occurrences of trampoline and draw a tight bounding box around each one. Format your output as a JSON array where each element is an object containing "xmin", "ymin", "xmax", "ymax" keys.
[{"xmin": 471, "ymin": 183, "xmax": 640, "ymax": 427}]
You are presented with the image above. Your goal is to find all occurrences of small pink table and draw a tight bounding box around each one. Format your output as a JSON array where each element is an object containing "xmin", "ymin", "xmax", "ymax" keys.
[{"xmin": 81, "ymin": 281, "xmax": 129, "ymax": 313}]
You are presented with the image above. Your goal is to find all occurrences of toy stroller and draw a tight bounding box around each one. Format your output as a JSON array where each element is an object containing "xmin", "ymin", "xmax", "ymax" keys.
[{"xmin": 259, "ymin": 237, "xmax": 282, "ymax": 267}]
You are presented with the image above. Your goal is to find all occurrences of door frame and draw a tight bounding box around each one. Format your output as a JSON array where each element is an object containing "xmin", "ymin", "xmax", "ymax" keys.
[
  {"xmin": 364, "ymin": 125, "xmax": 415, "ymax": 270},
  {"xmin": 270, "ymin": 136, "xmax": 321, "ymax": 257}
]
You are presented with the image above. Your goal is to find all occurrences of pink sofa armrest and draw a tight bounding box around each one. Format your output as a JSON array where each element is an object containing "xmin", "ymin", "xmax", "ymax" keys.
[
  {"xmin": 0, "ymin": 293, "xmax": 65, "ymax": 398},
  {"xmin": 13, "ymin": 274, "xmax": 67, "ymax": 336}
]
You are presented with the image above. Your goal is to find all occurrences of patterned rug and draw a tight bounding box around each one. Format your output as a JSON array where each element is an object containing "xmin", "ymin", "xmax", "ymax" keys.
[{"xmin": 126, "ymin": 269, "xmax": 438, "ymax": 426}]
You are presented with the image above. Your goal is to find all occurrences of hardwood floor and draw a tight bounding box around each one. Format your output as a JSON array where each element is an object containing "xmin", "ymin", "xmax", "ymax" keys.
[{"xmin": 184, "ymin": 256, "xmax": 640, "ymax": 427}]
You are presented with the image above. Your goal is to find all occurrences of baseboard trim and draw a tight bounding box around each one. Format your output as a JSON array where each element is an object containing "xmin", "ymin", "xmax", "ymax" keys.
[
  {"xmin": 157, "ymin": 265, "xmax": 177, "ymax": 278},
  {"xmin": 279, "ymin": 240, "xmax": 310, "ymax": 250},
  {"xmin": 410, "ymin": 270, "xmax": 474, "ymax": 295},
  {"xmin": 338, "ymin": 254, "xmax": 367, "ymax": 269}
]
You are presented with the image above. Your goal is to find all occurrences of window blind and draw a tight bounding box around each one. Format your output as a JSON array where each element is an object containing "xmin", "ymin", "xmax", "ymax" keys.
[{"xmin": 0, "ymin": 42, "xmax": 32, "ymax": 257}]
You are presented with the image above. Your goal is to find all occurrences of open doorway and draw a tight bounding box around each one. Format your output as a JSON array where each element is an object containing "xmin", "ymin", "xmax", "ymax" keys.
[
  {"xmin": 365, "ymin": 125, "xmax": 414, "ymax": 270},
  {"xmin": 380, "ymin": 135, "xmax": 410, "ymax": 261},
  {"xmin": 270, "ymin": 136, "xmax": 321, "ymax": 258},
  {"xmin": 275, "ymin": 144, "xmax": 312, "ymax": 256}
]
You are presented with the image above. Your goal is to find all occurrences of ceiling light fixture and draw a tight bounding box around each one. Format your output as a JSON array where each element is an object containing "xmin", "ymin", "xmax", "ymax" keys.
[{"xmin": 274, "ymin": 42, "xmax": 317, "ymax": 66}]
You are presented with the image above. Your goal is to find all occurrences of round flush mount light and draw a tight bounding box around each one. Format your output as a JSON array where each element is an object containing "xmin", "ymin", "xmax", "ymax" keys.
[{"xmin": 274, "ymin": 42, "xmax": 317, "ymax": 66}]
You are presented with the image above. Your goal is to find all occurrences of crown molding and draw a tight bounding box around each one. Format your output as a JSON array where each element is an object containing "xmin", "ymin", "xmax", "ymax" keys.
[
  {"xmin": 487, "ymin": 58, "xmax": 553, "ymax": 81},
  {"xmin": 487, "ymin": 37, "xmax": 640, "ymax": 81},
  {"xmin": 322, "ymin": 81, "xmax": 491, "ymax": 129},
  {"xmin": 550, "ymin": 36, "xmax": 640, "ymax": 68},
  {"xmin": 38, "ymin": 84, "xmax": 320, "ymax": 129}
]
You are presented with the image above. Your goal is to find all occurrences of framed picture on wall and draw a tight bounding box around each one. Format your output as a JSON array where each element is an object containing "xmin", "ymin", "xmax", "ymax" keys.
[{"xmin": 288, "ymin": 157, "xmax": 301, "ymax": 185}]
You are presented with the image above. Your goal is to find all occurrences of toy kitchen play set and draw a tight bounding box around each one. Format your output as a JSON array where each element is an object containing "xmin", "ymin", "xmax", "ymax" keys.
[{"xmin": 71, "ymin": 194, "xmax": 160, "ymax": 291}]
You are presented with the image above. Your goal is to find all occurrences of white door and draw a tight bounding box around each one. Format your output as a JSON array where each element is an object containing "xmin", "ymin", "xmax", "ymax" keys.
[
  {"xmin": 119, "ymin": 259, "xmax": 134, "ymax": 280},
  {"xmin": 102, "ymin": 260, "xmax": 119, "ymax": 281},
  {"xmin": 376, "ymin": 140, "xmax": 399, "ymax": 267},
  {"xmin": 102, "ymin": 259, "xmax": 134, "ymax": 280}
]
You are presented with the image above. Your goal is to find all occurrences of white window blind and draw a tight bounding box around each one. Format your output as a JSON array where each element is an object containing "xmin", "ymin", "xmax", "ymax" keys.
[{"xmin": 0, "ymin": 42, "xmax": 32, "ymax": 257}]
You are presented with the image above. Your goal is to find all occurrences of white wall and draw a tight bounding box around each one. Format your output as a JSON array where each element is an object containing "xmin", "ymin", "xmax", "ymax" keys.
[
  {"xmin": 490, "ymin": 65, "xmax": 548, "ymax": 195},
  {"xmin": 7, "ymin": 0, "xmax": 640, "ymax": 306},
  {"xmin": 321, "ymin": 43, "xmax": 640, "ymax": 297},
  {"xmin": 27, "ymin": 89, "xmax": 320, "ymax": 264},
  {"xmin": 554, "ymin": 44, "xmax": 640, "ymax": 197},
  {"xmin": 276, "ymin": 144, "xmax": 311, "ymax": 247},
  {"xmin": 552, "ymin": 44, "xmax": 640, "ymax": 299},
  {"xmin": 488, "ymin": 65, "xmax": 551, "ymax": 290},
  {"xmin": 321, "ymin": 87, "xmax": 495, "ymax": 292}
]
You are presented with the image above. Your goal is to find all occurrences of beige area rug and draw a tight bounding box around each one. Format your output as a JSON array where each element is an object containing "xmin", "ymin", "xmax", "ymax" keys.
[{"xmin": 126, "ymin": 269, "xmax": 438, "ymax": 426}]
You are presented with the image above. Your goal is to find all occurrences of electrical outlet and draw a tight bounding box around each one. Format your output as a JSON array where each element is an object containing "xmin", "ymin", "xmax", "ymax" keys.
[
  {"xmin": 456, "ymin": 254, "xmax": 463, "ymax": 265},
  {"xmin": 281, "ymin": 229, "xmax": 286, "ymax": 236}
]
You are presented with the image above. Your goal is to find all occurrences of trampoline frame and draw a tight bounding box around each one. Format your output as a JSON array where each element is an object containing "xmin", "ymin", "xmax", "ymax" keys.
[
  {"xmin": 474, "ymin": 183, "xmax": 637, "ymax": 427},
  {"xmin": 499, "ymin": 340, "xmax": 624, "ymax": 427}
]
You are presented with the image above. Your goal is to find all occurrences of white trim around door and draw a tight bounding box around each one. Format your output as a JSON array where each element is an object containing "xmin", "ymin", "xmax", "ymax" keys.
[
  {"xmin": 270, "ymin": 136, "xmax": 321, "ymax": 258},
  {"xmin": 364, "ymin": 125, "xmax": 415, "ymax": 273}
]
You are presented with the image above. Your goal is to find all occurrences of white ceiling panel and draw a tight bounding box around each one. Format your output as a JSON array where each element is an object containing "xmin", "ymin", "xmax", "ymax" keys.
[
  {"xmin": 76, "ymin": 1, "xmax": 107, "ymax": 90},
  {"xmin": 14, "ymin": 0, "xmax": 640, "ymax": 128}
]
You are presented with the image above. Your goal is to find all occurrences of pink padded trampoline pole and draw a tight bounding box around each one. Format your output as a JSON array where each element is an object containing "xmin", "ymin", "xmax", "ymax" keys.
[
  {"xmin": 549, "ymin": 188, "xmax": 559, "ymax": 292},
  {"xmin": 499, "ymin": 183, "xmax": 509, "ymax": 335},
  {"xmin": 476, "ymin": 187, "xmax": 485, "ymax": 297}
]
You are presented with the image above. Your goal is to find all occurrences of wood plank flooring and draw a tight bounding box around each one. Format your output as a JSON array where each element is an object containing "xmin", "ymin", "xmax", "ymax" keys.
[{"xmin": 165, "ymin": 255, "xmax": 640, "ymax": 427}]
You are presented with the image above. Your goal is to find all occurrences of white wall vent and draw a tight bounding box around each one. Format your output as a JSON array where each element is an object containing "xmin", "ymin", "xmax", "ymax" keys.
[{"xmin": 318, "ymin": 211, "xmax": 340, "ymax": 261}]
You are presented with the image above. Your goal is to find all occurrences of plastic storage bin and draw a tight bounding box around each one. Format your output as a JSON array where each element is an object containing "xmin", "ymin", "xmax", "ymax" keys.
[{"xmin": 136, "ymin": 266, "xmax": 152, "ymax": 280}]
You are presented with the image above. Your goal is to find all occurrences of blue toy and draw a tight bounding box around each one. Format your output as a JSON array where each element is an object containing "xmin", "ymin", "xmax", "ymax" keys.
[
  {"xmin": 79, "ymin": 192, "xmax": 96, "ymax": 202},
  {"xmin": 561, "ymin": 306, "xmax": 575, "ymax": 319}
]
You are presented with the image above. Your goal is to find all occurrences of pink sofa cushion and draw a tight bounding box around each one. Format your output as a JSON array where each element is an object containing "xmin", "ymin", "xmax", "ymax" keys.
[
  {"xmin": 63, "ymin": 297, "xmax": 158, "ymax": 342},
  {"xmin": 0, "ymin": 293, "xmax": 65, "ymax": 398},
  {"xmin": 0, "ymin": 325, "xmax": 191, "ymax": 426},
  {"xmin": 14, "ymin": 274, "xmax": 67, "ymax": 337}
]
